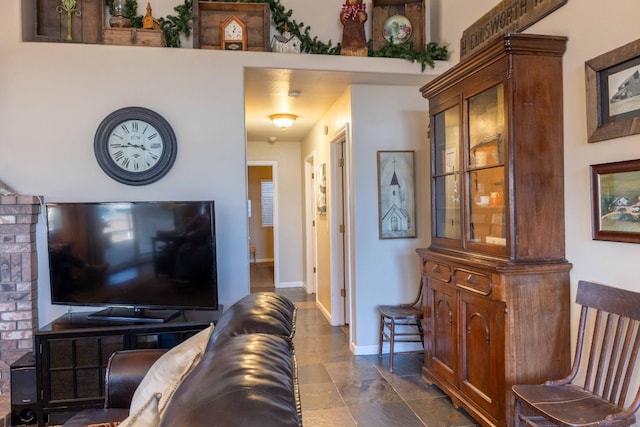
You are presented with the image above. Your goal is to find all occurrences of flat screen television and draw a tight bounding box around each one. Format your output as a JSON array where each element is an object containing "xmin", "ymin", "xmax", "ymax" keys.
[{"xmin": 45, "ymin": 201, "xmax": 218, "ymax": 322}]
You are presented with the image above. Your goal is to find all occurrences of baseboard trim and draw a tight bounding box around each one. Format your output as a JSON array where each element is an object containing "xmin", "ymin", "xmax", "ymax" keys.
[
  {"xmin": 276, "ymin": 281, "xmax": 304, "ymax": 289},
  {"xmin": 351, "ymin": 342, "xmax": 423, "ymax": 356}
]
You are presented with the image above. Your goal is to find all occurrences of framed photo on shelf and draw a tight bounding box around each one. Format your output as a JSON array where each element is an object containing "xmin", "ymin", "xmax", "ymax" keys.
[
  {"xmin": 377, "ymin": 151, "xmax": 416, "ymax": 239},
  {"xmin": 591, "ymin": 159, "xmax": 640, "ymax": 243},
  {"xmin": 586, "ymin": 38, "xmax": 640, "ymax": 143}
]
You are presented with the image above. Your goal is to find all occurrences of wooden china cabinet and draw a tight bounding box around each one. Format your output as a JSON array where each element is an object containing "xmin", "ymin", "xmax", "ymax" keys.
[{"xmin": 417, "ymin": 34, "xmax": 571, "ymax": 427}]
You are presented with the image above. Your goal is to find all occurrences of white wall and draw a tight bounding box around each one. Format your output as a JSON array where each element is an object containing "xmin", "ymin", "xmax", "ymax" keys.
[
  {"xmin": 6, "ymin": 0, "xmax": 635, "ymax": 365},
  {"xmin": 350, "ymin": 84, "xmax": 430, "ymax": 352},
  {"xmin": 435, "ymin": 0, "xmax": 640, "ymax": 325},
  {"xmin": 3, "ymin": 3, "xmax": 252, "ymax": 324},
  {"xmin": 247, "ymin": 140, "xmax": 304, "ymax": 287},
  {"xmin": 3, "ymin": 0, "xmax": 440, "ymax": 327},
  {"xmin": 435, "ymin": 0, "xmax": 640, "ymax": 413}
]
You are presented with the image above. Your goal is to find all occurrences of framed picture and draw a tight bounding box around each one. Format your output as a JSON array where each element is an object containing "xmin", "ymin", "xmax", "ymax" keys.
[
  {"xmin": 591, "ymin": 159, "xmax": 640, "ymax": 243},
  {"xmin": 317, "ymin": 163, "xmax": 326, "ymax": 215},
  {"xmin": 586, "ymin": 39, "xmax": 640, "ymax": 143},
  {"xmin": 377, "ymin": 151, "xmax": 416, "ymax": 239}
]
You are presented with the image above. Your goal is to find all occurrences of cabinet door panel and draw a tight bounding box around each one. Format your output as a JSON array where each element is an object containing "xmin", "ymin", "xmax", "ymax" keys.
[
  {"xmin": 428, "ymin": 279, "xmax": 457, "ymax": 386},
  {"xmin": 49, "ymin": 370, "xmax": 73, "ymax": 401},
  {"xmin": 433, "ymin": 105, "xmax": 462, "ymax": 242},
  {"xmin": 42, "ymin": 334, "xmax": 125, "ymax": 405},
  {"xmin": 458, "ymin": 291, "xmax": 504, "ymax": 418}
]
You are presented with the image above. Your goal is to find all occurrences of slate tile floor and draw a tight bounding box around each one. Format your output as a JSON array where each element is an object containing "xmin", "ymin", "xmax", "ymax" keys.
[{"xmin": 272, "ymin": 287, "xmax": 480, "ymax": 427}]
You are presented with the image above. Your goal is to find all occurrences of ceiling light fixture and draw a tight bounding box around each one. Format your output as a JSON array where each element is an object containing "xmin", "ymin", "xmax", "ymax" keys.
[{"xmin": 270, "ymin": 113, "xmax": 297, "ymax": 130}]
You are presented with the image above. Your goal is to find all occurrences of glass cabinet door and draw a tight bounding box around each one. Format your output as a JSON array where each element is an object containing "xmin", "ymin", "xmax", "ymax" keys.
[
  {"xmin": 433, "ymin": 105, "xmax": 461, "ymax": 240},
  {"xmin": 467, "ymin": 84, "xmax": 506, "ymax": 246}
]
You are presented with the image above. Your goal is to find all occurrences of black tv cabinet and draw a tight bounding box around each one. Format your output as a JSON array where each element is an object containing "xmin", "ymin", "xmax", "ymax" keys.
[{"xmin": 34, "ymin": 309, "xmax": 221, "ymax": 426}]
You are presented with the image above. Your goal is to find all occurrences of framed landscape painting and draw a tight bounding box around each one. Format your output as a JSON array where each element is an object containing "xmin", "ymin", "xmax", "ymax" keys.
[
  {"xmin": 377, "ymin": 151, "xmax": 416, "ymax": 239},
  {"xmin": 591, "ymin": 159, "xmax": 640, "ymax": 243},
  {"xmin": 586, "ymin": 38, "xmax": 640, "ymax": 143}
]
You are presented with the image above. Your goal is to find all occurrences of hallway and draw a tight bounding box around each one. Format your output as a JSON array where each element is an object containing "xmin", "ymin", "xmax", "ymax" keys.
[{"xmin": 274, "ymin": 288, "xmax": 479, "ymax": 427}]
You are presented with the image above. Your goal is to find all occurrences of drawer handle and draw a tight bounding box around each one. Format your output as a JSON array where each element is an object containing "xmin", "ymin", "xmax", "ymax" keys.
[
  {"xmin": 465, "ymin": 274, "xmax": 478, "ymax": 284},
  {"xmin": 432, "ymin": 265, "xmax": 441, "ymax": 273}
]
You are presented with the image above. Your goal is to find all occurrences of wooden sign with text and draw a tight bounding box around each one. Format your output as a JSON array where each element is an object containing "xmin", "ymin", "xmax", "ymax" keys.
[{"xmin": 460, "ymin": 0, "xmax": 567, "ymax": 59}]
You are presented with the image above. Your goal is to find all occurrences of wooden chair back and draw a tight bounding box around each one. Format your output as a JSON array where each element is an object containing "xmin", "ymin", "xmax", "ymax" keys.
[{"xmin": 559, "ymin": 280, "xmax": 640, "ymax": 417}]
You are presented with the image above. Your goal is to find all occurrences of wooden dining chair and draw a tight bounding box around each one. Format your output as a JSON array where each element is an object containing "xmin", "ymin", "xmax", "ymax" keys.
[
  {"xmin": 512, "ymin": 280, "xmax": 640, "ymax": 427},
  {"xmin": 377, "ymin": 283, "xmax": 424, "ymax": 373}
]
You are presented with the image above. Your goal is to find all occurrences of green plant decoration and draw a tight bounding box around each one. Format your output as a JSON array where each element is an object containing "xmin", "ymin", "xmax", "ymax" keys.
[
  {"xmin": 158, "ymin": 1, "xmax": 195, "ymax": 48},
  {"xmin": 369, "ymin": 40, "xmax": 449, "ymax": 71},
  {"xmin": 104, "ymin": 0, "xmax": 448, "ymax": 68}
]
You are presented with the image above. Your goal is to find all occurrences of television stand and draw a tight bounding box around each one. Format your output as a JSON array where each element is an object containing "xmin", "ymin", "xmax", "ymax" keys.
[
  {"xmin": 35, "ymin": 309, "xmax": 221, "ymax": 425},
  {"xmin": 87, "ymin": 307, "xmax": 181, "ymax": 323}
]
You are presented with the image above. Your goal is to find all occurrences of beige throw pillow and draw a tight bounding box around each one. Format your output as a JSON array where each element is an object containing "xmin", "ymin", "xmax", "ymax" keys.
[
  {"xmin": 119, "ymin": 392, "xmax": 160, "ymax": 427},
  {"xmin": 129, "ymin": 324, "xmax": 214, "ymax": 419}
]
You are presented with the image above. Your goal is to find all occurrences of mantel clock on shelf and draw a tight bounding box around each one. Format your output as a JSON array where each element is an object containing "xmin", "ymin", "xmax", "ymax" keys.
[{"xmin": 221, "ymin": 15, "xmax": 247, "ymax": 51}]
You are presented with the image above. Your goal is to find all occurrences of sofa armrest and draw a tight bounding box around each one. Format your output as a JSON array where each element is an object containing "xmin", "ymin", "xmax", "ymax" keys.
[{"xmin": 105, "ymin": 349, "xmax": 167, "ymax": 409}]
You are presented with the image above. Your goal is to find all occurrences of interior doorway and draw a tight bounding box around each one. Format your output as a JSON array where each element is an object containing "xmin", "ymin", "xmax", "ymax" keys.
[{"xmin": 247, "ymin": 162, "xmax": 277, "ymax": 292}]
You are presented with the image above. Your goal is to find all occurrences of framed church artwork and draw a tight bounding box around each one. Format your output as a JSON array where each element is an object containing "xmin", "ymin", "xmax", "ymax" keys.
[{"xmin": 377, "ymin": 150, "xmax": 416, "ymax": 239}]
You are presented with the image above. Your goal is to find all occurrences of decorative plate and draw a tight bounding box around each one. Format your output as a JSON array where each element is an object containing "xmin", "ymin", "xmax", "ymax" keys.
[{"xmin": 382, "ymin": 15, "xmax": 412, "ymax": 45}]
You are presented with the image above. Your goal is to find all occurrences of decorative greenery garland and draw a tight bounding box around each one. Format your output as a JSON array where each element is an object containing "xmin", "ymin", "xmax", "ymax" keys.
[{"xmin": 105, "ymin": 0, "xmax": 448, "ymax": 69}]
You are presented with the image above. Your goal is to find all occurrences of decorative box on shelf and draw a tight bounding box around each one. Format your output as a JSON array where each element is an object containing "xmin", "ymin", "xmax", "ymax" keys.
[
  {"xmin": 371, "ymin": 0, "xmax": 425, "ymax": 51},
  {"xmin": 194, "ymin": 1, "xmax": 271, "ymax": 51},
  {"xmin": 103, "ymin": 28, "xmax": 167, "ymax": 47},
  {"xmin": 35, "ymin": 0, "xmax": 103, "ymax": 44}
]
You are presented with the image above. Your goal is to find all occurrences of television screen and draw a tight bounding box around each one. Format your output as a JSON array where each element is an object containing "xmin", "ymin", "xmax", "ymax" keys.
[{"xmin": 45, "ymin": 201, "xmax": 218, "ymax": 318}]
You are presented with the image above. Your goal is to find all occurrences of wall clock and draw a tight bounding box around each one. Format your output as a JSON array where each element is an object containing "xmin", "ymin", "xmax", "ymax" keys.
[
  {"xmin": 94, "ymin": 106, "xmax": 177, "ymax": 186},
  {"xmin": 220, "ymin": 15, "xmax": 247, "ymax": 51}
]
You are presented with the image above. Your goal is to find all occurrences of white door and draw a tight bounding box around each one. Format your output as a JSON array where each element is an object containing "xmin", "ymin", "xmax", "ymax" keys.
[{"xmin": 304, "ymin": 153, "xmax": 318, "ymax": 295}]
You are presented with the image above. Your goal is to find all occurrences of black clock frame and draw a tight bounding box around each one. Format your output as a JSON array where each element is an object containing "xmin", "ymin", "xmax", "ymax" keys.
[{"xmin": 94, "ymin": 106, "xmax": 177, "ymax": 186}]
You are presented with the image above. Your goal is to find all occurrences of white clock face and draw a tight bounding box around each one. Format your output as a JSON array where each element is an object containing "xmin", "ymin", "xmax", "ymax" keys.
[
  {"xmin": 107, "ymin": 119, "xmax": 164, "ymax": 172},
  {"xmin": 224, "ymin": 20, "xmax": 243, "ymax": 40}
]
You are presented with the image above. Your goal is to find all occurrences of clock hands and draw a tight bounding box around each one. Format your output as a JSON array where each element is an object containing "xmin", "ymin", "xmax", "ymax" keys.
[{"xmin": 108, "ymin": 121, "xmax": 163, "ymax": 174}]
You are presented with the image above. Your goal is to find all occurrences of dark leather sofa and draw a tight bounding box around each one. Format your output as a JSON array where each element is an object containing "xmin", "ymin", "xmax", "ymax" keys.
[{"xmin": 63, "ymin": 292, "xmax": 301, "ymax": 427}]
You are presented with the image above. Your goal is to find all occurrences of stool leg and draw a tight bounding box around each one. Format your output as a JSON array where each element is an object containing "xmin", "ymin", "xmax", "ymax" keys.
[
  {"xmin": 378, "ymin": 315, "xmax": 384, "ymax": 358},
  {"xmin": 389, "ymin": 318, "xmax": 395, "ymax": 373}
]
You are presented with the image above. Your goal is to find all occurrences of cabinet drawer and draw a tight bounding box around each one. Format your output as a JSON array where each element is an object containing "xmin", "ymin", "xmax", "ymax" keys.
[
  {"xmin": 455, "ymin": 270, "xmax": 492, "ymax": 295},
  {"xmin": 424, "ymin": 260, "xmax": 452, "ymax": 282}
]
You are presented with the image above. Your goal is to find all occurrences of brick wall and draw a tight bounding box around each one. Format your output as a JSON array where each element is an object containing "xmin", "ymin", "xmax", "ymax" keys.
[{"xmin": 0, "ymin": 195, "xmax": 40, "ymax": 396}]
